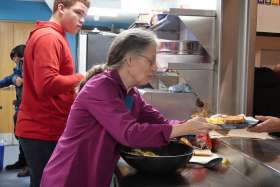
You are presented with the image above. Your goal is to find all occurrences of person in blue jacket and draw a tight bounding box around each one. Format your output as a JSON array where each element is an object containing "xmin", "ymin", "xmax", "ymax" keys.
[{"xmin": 0, "ymin": 44, "xmax": 29, "ymax": 177}]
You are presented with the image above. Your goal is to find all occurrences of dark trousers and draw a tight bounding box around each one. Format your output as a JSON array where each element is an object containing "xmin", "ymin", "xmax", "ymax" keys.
[
  {"xmin": 13, "ymin": 112, "xmax": 26, "ymax": 163},
  {"xmin": 19, "ymin": 138, "xmax": 57, "ymax": 187}
]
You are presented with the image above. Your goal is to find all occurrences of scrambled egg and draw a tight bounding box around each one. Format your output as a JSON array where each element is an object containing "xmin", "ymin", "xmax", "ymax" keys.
[{"xmin": 206, "ymin": 117, "xmax": 225, "ymax": 125}]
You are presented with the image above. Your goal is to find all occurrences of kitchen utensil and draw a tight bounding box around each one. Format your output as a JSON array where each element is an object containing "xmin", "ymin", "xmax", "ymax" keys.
[
  {"xmin": 192, "ymin": 92, "xmax": 205, "ymax": 108},
  {"xmin": 119, "ymin": 141, "xmax": 193, "ymax": 174},
  {"xmin": 189, "ymin": 154, "xmax": 223, "ymax": 169},
  {"xmin": 168, "ymin": 83, "xmax": 205, "ymax": 108}
]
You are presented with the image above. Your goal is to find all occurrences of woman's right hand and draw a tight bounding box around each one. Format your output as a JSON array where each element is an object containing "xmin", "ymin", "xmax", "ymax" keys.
[{"xmin": 170, "ymin": 117, "xmax": 220, "ymax": 138}]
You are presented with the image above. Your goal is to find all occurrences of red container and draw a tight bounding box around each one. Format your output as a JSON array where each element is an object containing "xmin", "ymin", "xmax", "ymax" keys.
[{"xmin": 196, "ymin": 133, "xmax": 212, "ymax": 150}]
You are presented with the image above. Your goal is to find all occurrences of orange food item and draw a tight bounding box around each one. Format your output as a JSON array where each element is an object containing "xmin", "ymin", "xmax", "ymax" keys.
[
  {"xmin": 179, "ymin": 137, "xmax": 193, "ymax": 147},
  {"xmin": 223, "ymin": 115, "xmax": 245, "ymax": 124}
]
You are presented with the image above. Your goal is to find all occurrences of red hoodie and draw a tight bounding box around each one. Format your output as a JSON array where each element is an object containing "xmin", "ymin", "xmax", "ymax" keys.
[{"xmin": 16, "ymin": 21, "xmax": 83, "ymax": 141}]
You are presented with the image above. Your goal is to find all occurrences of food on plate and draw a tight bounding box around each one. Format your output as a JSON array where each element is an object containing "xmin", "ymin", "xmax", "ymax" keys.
[
  {"xmin": 206, "ymin": 117, "xmax": 225, "ymax": 125},
  {"xmin": 193, "ymin": 149, "xmax": 212, "ymax": 156},
  {"xmin": 179, "ymin": 137, "xmax": 193, "ymax": 147},
  {"xmin": 207, "ymin": 114, "xmax": 246, "ymax": 125},
  {"xmin": 129, "ymin": 149, "xmax": 158, "ymax": 157},
  {"xmin": 223, "ymin": 115, "xmax": 246, "ymax": 124}
]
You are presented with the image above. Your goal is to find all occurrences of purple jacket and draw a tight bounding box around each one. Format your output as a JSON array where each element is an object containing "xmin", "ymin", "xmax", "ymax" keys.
[{"xmin": 40, "ymin": 70, "xmax": 173, "ymax": 187}]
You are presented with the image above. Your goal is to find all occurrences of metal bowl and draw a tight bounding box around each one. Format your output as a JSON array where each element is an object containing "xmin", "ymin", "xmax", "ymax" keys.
[{"xmin": 119, "ymin": 141, "xmax": 193, "ymax": 174}]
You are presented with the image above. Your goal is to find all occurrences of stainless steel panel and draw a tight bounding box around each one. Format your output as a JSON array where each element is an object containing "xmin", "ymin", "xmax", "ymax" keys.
[
  {"xmin": 152, "ymin": 10, "xmax": 216, "ymax": 59},
  {"xmin": 168, "ymin": 62, "xmax": 214, "ymax": 70},
  {"xmin": 246, "ymin": 1, "xmax": 257, "ymax": 115},
  {"xmin": 78, "ymin": 31, "xmax": 117, "ymax": 72},
  {"xmin": 216, "ymin": 0, "xmax": 257, "ymax": 115},
  {"xmin": 150, "ymin": 73, "xmax": 179, "ymax": 89},
  {"xmin": 86, "ymin": 32, "xmax": 116, "ymax": 69},
  {"xmin": 151, "ymin": 15, "xmax": 180, "ymax": 40},
  {"xmin": 140, "ymin": 89, "xmax": 197, "ymax": 120},
  {"xmin": 143, "ymin": 70, "xmax": 214, "ymax": 115},
  {"xmin": 156, "ymin": 53, "xmax": 214, "ymax": 70},
  {"xmin": 175, "ymin": 69, "xmax": 214, "ymax": 111},
  {"xmin": 169, "ymin": 8, "xmax": 216, "ymax": 17},
  {"xmin": 150, "ymin": 9, "xmax": 217, "ymax": 116},
  {"xmin": 179, "ymin": 15, "xmax": 216, "ymax": 60},
  {"xmin": 220, "ymin": 138, "xmax": 280, "ymax": 173},
  {"xmin": 213, "ymin": 139, "xmax": 280, "ymax": 187}
]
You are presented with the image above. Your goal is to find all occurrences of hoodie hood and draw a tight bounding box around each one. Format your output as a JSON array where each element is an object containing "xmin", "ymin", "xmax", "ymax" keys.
[{"xmin": 29, "ymin": 21, "xmax": 66, "ymax": 39}]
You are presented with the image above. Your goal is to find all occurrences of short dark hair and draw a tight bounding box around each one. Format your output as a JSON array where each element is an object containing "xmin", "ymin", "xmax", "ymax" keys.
[
  {"xmin": 53, "ymin": 0, "xmax": 90, "ymax": 13},
  {"xmin": 10, "ymin": 45, "xmax": 25, "ymax": 60}
]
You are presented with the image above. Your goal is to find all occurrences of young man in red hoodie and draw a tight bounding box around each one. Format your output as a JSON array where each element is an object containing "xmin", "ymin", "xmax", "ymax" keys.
[{"xmin": 16, "ymin": 1, "xmax": 90, "ymax": 186}]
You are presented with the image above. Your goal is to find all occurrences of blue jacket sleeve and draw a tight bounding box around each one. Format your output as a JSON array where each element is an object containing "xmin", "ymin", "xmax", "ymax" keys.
[
  {"xmin": 0, "ymin": 74, "xmax": 14, "ymax": 88},
  {"xmin": 12, "ymin": 63, "xmax": 23, "ymax": 85}
]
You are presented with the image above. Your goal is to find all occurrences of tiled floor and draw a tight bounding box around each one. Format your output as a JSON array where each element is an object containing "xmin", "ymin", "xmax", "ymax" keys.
[{"xmin": 0, "ymin": 145, "xmax": 29, "ymax": 187}]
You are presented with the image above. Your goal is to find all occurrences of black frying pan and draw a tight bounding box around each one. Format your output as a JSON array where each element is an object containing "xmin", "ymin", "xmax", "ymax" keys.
[{"xmin": 119, "ymin": 141, "xmax": 193, "ymax": 174}]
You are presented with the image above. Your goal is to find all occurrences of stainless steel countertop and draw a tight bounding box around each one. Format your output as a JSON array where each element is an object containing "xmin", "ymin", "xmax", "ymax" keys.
[
  {"xmin": 117, "ymin": 139, "xmax": 280, "ymax": 187},
  {"xmin": 219, "ymin": 138, "xmax": 280, "ymax": 173}
]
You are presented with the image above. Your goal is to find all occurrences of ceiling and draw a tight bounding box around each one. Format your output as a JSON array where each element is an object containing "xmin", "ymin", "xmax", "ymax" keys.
[
  {"xmin": 16, "ymin": 0, "xmax": 45, "ymax": 2},
  {"xmin": 43, "ymin": 0, "xmax": 124, "ymax": 11},
  {"xmin": 43, "ymin": 0, "xmax": 138, "ymax": 28},
  {"xmin": 16, "ymin": 0, "xmax": 152, "ymax": 28},
  {"xmin": 90, "ymin": 0, "xmax": 121, "ymax": 8},
  {"xmin": 19, "ymin": 0, "xmax": 166, "ymax": 14}
]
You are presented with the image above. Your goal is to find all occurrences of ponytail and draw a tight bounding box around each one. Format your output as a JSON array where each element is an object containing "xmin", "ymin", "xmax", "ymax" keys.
[{"xmin": 78, "ymin": 64, "xmax": 107, "ymax": 91}]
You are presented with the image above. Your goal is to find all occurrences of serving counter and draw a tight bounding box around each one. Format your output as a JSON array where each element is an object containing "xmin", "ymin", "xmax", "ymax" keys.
[
  {"xmin": 116, "ymin": 138, "xmax": 280, "ymax": 187},
  {"xmin": 220, "ymin": 138, "xmax": 280, "ymax": 173}
]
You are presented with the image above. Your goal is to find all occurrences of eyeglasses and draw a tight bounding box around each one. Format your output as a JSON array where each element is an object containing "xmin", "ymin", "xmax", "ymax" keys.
[{"xmin": 138, "ymin": 54, "xmax": 156, "ymax": 66}]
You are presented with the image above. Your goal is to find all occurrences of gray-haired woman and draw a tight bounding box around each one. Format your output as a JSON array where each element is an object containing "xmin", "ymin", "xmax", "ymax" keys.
[{"xmin": 40, "ymin": 28, "xmax": 219, "ymax": 187}]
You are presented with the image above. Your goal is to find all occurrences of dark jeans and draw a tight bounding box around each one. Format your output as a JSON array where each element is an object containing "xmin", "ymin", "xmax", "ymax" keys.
[
  {"xmin": 13, "ymin": 112, "xmax": 26, "ymax": 163},
  {"xmin": 19, "ymin": 138, "xmax": 57, "ymax": 187}
]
